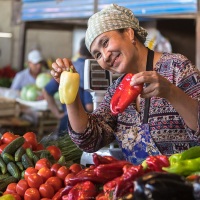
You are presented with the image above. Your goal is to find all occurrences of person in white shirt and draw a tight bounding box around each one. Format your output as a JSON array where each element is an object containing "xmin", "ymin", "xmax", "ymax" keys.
[{"xmin": 11, "ymin": 49, "xmax": 44, "ymax": 91}]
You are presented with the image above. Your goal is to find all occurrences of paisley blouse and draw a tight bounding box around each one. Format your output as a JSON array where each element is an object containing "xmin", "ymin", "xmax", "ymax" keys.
[{"xmin": 68, "ymin": 52, "xmax": 200, "ymax": 164}]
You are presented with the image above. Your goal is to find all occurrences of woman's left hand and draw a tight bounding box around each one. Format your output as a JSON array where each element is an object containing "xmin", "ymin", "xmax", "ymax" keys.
[{"xmin": 130, "ymin": 71, "xmax": 173, "ymax": 100}]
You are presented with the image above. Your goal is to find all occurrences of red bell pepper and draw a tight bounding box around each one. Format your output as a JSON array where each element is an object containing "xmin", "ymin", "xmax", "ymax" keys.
[
  {"xmin": 142, "ymin": 155, "xmax": 170, "ymax": 172},
  {"xmin": 103, "ymin": 164, "xmax": 144, "ymax": 199},
  {"xmin": 67, "ymin": 181, "xmax": 97, "ymax": 200},
  {"xmin": 110, "ymin": 73, "xmax": 143, "ymax": 115},
  {"xmin": 92, "ymin": 153, "xmax": 118, "ymax": 166},
  {"xmin": 52, "ymin": 188, "xmax": 64, "ymax": 200},
  {"xmin": 96, "ymin": 192, "xmax": 110, "ymax": 200},
  {"xmin": 64, "ymin": 165, "xmax": 106, "ymax": 187},
  {"xmin": 94, "ymin": 160, "xmax": 130, "ymax": 180}
]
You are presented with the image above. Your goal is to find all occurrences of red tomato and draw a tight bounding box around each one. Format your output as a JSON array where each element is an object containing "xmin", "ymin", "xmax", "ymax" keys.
[
  {"xmin": 45, "ymin": 176, "xmax": 63, "ymax": 192},
  {"xmin": 27, "ymin": 173, "xmax": 43, "ymax": 188},
  {"xmin": 67, "ymin": 181, "xmax": 97, "ymax": 200},
  {"xmin": 24, "ymin": 188, "xmax": 40, "ymax": 200},
  {"xmin": 35, "ymin": 158, "xmax": 51, "ymax": 170},
  {"xmin": 56, "ymin": 166, "xmax": 70, "ymax": 180},
  {"xmin": 23, "ymin": 132, "xmax": 38, "ymax": 150},
  {"xmin": 36, "ymin": 143, "xmax": 44, "ymax": 150},
  {"xmin": 39, "ymin": 183, "xmax": 55, "ymax": 198},
  {"xmin": 0, "ymin": 143, "xmax": 8, "ymax": 154},
  {"xmin": 64, "ymin": 173, "xmax": 75, "ymax": 186},
  {"xmin": 6, "ymin": 182, "xmax": 17, "ymax": 194},
  {"xmin": 50, "ymin": 163, "xmax": 62, "ymax": 176},
  {"xmin": 69, "ymin": 163, "xmax": 82, "ymax": 174},
  {"xmin": 1, "ymin": 132, "xmax": 17, "ymax": 144},
  {"xmin": 22, "ymin": 141, "xmax": 32, "ymax": 149},
  {"xmin": 10, "ymin": 193, "xmax": 22, "ymax": 200},
  {"xmin": 46, "ymin": 145, "xmax": 62, "ymax": 160},
  {"xmin": 24, "ymin": 167, "xmax": 38, "ymax": 181},
  {"xmin": 38, "ymin": 167, "xmax": 53, "ymax": 182},
  {"xmin": 3, "ymin": 191, "xmax": 10, "ymax": 195},
  {"xmin": 16, "ymin": 179, "xmax": 29, "ymax": 197}
]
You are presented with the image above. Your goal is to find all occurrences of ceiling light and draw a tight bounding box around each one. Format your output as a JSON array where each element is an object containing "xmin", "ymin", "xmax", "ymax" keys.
[{"xmin": 0, "ymin": 32, "xmax": 12, "ymax": 38}]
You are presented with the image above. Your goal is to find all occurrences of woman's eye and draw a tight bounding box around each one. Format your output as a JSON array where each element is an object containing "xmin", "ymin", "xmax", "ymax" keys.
[
  {"xmin": 102, "ymin": 39, "xmax": 108, "ymax": 47},
  {"xmin": 95, "ymin": 52, "xmax": 101, "ymax": 60}
]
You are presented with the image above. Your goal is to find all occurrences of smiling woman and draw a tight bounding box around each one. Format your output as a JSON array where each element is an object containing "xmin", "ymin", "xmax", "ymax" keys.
[{"xmin": 50, "ymin": 4, "xmax": 200, "ymax": 168}]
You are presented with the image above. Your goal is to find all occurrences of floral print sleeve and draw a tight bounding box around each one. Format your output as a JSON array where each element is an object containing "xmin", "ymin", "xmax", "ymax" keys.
[{"xmin": 174, "ymin": 55, "xmax": 200, "ymax": 137}]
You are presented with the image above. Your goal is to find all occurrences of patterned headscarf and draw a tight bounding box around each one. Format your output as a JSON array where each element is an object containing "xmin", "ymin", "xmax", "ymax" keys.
[{"xmin": 85, "ymin": 4, "xmax": 148, "ymax": 51}]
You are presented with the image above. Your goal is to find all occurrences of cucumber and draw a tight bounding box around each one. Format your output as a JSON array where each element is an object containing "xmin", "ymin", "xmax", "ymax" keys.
[
  {"xmin": 7, "ymin": 162, "xmax": 21, "ymax": 180},
  {"xmin": 21, "ymin": 170, "xmax": 25, "ymax": 179},
  {"xmin": 15, "ymin": 146, "xmax": 26, "ymax": 162},
  {"xmin": 2, "ymin": 137, "xmax": 25, "ymax": 156},
  {"xmin": 40, "ymin": 150, "xmax": 51, "ymax": 159},
  {"xmin": 32, "ymin": 154, "xmax": 39, "ymax": 165},
  {"xmin": 2, "ymin": 153, "xmax": 15, "ymax": 164},
  {"xmin": 16, "ymin": 162, "xmax": 24, "ymax": 171},
  {"xmin": 0, "ymin": 156, "xmax": 7, "ymax": 174},
  {"xmin": 21, "ymin": 154, "xmax": 34, "ymax": 169},
  {"xmin": 0, "ymin": 173, "xmax": 10, "ymax": 181},
  {"xmin": 26, "ymin": 148, "xmax": 34, "ymax": 160},
  {"xmin": 0, "ymin": 176, "xmax": 17, "ymax": 192},
  {"xmin": 33, "ymin": 150, "xmax": 50, "ymax": 158}
]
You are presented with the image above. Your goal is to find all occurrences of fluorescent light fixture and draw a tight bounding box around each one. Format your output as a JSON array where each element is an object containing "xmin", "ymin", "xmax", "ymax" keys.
[{"xmin": 0, "ymin": 32, "xmax": 12, "ymax": 38}]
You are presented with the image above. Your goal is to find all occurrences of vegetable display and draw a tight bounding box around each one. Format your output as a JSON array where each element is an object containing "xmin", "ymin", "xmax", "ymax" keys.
[
  {"xmin": 35, "ymin": 72, "xmax": 52, "ymax": 89},
  {"xmin": 59, "ymin": 68, "xmax": 80, "ymax": 105},
  {"xmin": 110, "ymin": 73, "xmax": 143, "ymax": 115},
  {"xmin": 133, "ymin": 172, "xmax": 195, "ymax": 200},
  {"xmin": 163, "ymin": 146, "xmax": 200, "ymax": 176},
  {"xmin": 1, "ymin": 131, "xmax": 200, "ymax": 199}
]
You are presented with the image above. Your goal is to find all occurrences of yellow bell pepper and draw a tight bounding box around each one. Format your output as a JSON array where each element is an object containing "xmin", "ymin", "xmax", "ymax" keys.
[{"xmin": 59, "ymin": 68, "xmax": 80, "ymax": 105}]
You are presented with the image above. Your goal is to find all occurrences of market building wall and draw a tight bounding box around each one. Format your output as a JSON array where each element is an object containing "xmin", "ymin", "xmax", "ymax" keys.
[{"xmin": 0, "ymin": 0, "xmax": 77, "ymax": 71}]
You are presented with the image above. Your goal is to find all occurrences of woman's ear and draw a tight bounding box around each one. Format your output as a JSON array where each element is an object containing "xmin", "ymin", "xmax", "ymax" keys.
[{"xmin": 124, "ymin": 28, "xmax": 135, "ymax": 43}]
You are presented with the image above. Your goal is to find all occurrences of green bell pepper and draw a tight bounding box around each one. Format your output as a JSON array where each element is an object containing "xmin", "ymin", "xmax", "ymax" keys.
[{"xmin": 163, "ymin": 156, "xmax": 200, "ymax": 176}]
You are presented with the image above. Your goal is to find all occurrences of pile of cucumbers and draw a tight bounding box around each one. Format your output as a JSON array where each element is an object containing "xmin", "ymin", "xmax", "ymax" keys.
[{"xmin": 0, "ymin": 136, "xmax": 56, "ymax": 193}]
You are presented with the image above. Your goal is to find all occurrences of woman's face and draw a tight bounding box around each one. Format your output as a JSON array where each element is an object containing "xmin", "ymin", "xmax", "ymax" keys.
[{"xmin": 90, "ymin": 28, "xmax": 136, "ymax": 74}]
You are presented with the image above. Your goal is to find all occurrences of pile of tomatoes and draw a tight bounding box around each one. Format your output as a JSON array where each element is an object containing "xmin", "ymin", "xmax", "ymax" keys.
[
  {"xmin": 0, "ymin": 131, "xmax": 62, "ymax": 161},
  {"xmin": 3, "ymin": 158, "xmax": 83, "ymax": 200},
  {"xmin": 0, "ymin": 132, "xmax": 41, "ymax": 153}
]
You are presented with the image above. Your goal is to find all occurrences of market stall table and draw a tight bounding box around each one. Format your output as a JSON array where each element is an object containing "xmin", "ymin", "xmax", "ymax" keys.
[{"xmin": 16, "ymin": 98, "xmax": 59, "ymax": 138}]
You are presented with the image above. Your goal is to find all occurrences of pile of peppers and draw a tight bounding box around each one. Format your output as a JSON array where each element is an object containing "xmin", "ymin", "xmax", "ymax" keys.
[
  {"xmin": 134, "ymin": 150, "xmax": 200, "ymax": 200},
  {"xmin": 163, "ymin": 146, "xmax": 200, "ymax": 176},
  {"xmin": 110, "ymin": 73, "xmax": 143, "ymax": 115},
  {"xmin": 59, "ymin": 68, "xmax": 80, "ymax": 105},
  {"xmin": 52, "ymin": 154, "xmax": 173, "ymax": 200},
  {"xmin": 51, "ymin": 147, "xmax": 200, "ymax": 199}
]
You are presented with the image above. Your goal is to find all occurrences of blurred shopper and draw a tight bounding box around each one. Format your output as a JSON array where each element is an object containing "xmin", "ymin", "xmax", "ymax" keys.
[
  {"xmin": 43, "ymin": 38, "xmax": 93, "ymax": 135},
  {"xmin": 10, "ymin": 49, "xmax": 45, "ymax": 126},
  {"xmin": 11, "ymin": 49, "xmax": 44, "ymax": 91}
]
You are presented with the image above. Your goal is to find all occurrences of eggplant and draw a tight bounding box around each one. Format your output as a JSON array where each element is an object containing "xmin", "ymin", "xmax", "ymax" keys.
[{"xmin": 133, "ymin": 172, "xmax": 195, "ymax": 200}]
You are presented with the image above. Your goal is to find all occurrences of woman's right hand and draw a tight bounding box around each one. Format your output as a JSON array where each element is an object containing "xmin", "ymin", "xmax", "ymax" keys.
[{"xmin": 51, "ymin": 58, "xmax": 75, "ymax": 83}]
